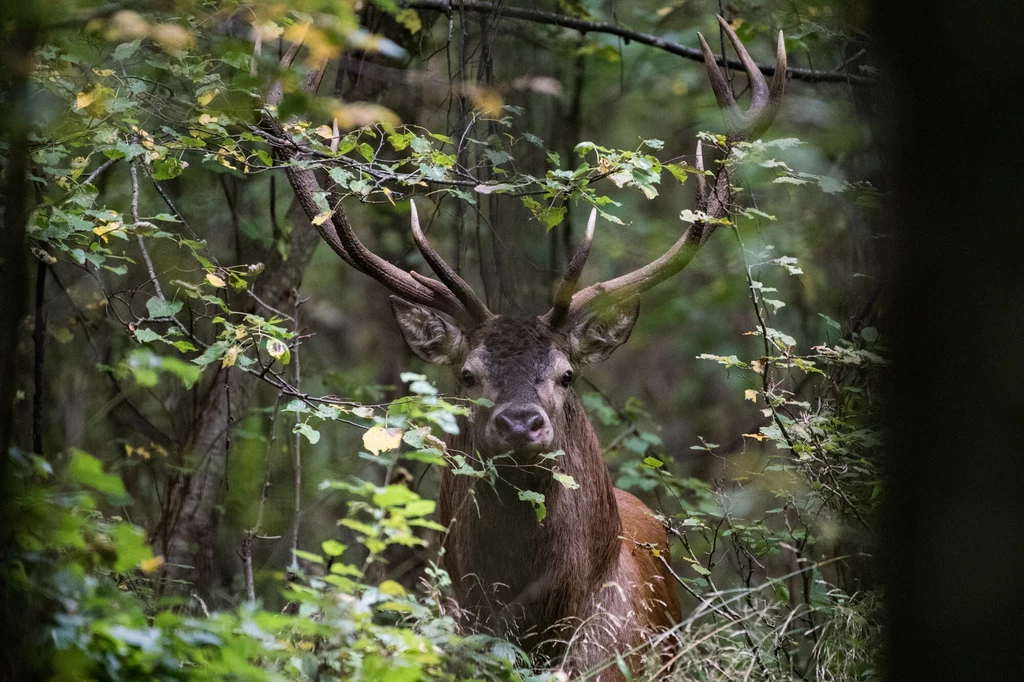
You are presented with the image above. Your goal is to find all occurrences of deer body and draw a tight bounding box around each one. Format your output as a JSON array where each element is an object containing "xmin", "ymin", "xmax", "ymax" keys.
[
  {"xmin": 387, "ymin": 313, "xmax": 682, "ymax": 677},
  {"xmin": 438, "ymin": 346, "xmax": 680, "ymax": 673},
  {"xmin": 265, "ymin": 14, "xmax": 786, "ymax": 680}
]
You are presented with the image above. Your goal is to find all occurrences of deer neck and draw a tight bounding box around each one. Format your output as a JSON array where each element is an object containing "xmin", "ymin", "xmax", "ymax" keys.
[{"xmin": 440, "ymin": 391, "xmax": 623, "ymax": 635}]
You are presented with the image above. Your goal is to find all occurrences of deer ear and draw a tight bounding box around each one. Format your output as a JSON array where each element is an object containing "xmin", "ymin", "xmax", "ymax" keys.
[
  {"xmin": 390, "ymin": 297, "xmax": 466, "ymax": 365},
  {"xmin": 568, "ymin": 296, "xmax": 640, "ymax": 366}
]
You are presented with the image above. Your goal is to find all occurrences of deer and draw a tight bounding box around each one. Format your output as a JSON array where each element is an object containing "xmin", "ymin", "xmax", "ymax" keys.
[{"xmin": 260, "ymin": 15, "xmax": 786, "ymax": 681}]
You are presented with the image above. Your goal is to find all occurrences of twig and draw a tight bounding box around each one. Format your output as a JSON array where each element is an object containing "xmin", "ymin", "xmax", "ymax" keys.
[
  {"xmin": 150, "ymin": 175, "xmax": 204, "ymax": 243},
  {"xmin": 405, "ymin": 0, "xmax": 875, "ymax": 85},
  {"xmin": 130, "ymin": 162, "xmax": 165, "ymax": 300},
  {"xmin": 289, "ymin": 295, "xmax": 304, "ymax": 566},
  {"xmin": 247, "ymin": 289, "xmax": 294, "ymax": 321},
  {"xmin": 82, "ymin": 157, "xmax": 118, "ymax": 187},
  {"xmin": 243, "ymin": 393, "xmax": 284, "ymax": 603},
  {"xmin": 32, "ymin": 261, "xmax": 46, "ymax": 455}
]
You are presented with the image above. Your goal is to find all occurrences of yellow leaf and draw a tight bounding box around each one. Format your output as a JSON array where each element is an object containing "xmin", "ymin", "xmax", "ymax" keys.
[
  {"xmin": 743, "ymin": 433, "xmax": 768, "ymax": 441},
  {"xmin": 378, "ymin": 579, "xmax": 406, "ymax": 596},
  {"xmin": 92, "ymin": 68, "xmax": 115, "ymax": 77},
  {"xmin": 222, "ymin": 345, "xmax": 240, "ymax": 368},
  {"xmin": 363, "ymin": 426, "xmax": 403, "ymax": 455},
  {"xmin": 92, "ymin": 222, "xmax": 122, "ymax": 242},
  {"xmin": 744, "ymin": 389, "xmax": 758, "ymax": 403},
  {"xmin": 75, "ymin": 91, "xmax": 95, "ymax": 109},
  {"xmin": 140, "ymin": 555, "xmax": 165, "ymax": 574},
  {"xmin": 470, "ymin": 87, "xmax": 503, "ymax": 117},
  {"xmin": 314, "ymin": 125, "xmax": 334, "ymax": 139},
  {"xmin": 206, "ymin": 272, "xmax": 225, "ymax": 288},
  {"xmin": 311, "ymin": 211, "xmax": 332, "ymax": 226},
  {"xmin": 198, "ymin": 113, "xmax": 218, "ymax": 125},
  {"xmin": 197, "ymin": 89, "xmax": 218, "ymax": 106},
  {"xmin": 751, "ymin": 360, "xmax": 764, "ymax": 375}
]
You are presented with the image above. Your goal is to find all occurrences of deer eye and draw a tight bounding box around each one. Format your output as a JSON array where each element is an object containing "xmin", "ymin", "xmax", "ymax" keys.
[
  {"xmin": 560, "ymin": 370, "xmax": 574, "ymax": 388},
  {"xmin": 460, "ymin": 369, "xmax": 476, "ymax": 388}
]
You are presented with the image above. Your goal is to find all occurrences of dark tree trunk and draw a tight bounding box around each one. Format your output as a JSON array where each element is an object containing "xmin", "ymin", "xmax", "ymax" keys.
[{"xmin": 875, "ymin": 1, "xmax": 1024, "ymax": 680}]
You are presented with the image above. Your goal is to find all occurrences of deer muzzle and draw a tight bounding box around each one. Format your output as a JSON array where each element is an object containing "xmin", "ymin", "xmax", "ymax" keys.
[{"xmin": 489, "ymin": 404, "xmax": 553, "ymax": 453}]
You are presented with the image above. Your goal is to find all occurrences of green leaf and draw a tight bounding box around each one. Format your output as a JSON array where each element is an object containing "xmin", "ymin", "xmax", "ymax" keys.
[
  {"xmin": 145, "ymin": 297, "xmax": 183, "ymax": 319},
  {"xmin": 321, "ymin": 539, "xmax": 347, "ymax": 557},
  {"xmin": 151, "ymin": 156, "xmax": 184, "ymax": 180},
  {"xmin": 642, "ymin": 456, "xmax": 664, "ymax": 469},
  {"xmin": 291, "ymin": 549, "xmax": 324, "ymax": 565},
  {"xmin": 67, "ymin": 449, "xmax": 126, "ymax": 496},
  {"xmin": 774, "ymin": 582, "xmax": 791, "ymax": 603},
  {"xmin": 373, "ymin": 485, "xmax": 418, "ymax": 508},
  {"xmin": 294, "ymin": 422, "xmax": 320, "ymax": 445},
  {"xmin": 518, "ymin": 489, "xmax": 546, "ymax": 523},
  {"xmin": 192, "ymin": 340, "xmax": 228, "ymax": 367},
  {"xmin": 404, "ymin": 499, "xmax": 436, "ymax": 517},
  {"xmin": 110, "ymin": 522, "xmax": 154, "ymax": 572},
  {"xmin": 689, "ymin": 562, "xmax": 711, "ymax": 576},
  {"xmin": 134, "ymin": 327, "xmax": 161, "ymax": 343},
  {"xmin": 552, "ymin": 471, "xmax": 579, "ymax": 490},
  {"xmin": 112, "ymin": 40, "xmax": 141, "ymax": 61}
]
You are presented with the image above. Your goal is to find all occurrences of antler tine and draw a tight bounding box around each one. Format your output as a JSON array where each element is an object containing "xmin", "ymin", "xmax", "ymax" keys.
[
  {"xmin": 258, "ymin": 27, "xmax": 478, "ymax": 325},
  {"xmin": 697, "ymin": 15, "xmax": 787, "ymax": 140},
  {"xmin": 551, "ymin": 18, "xmax": 786, "ymax": 326},
  {"xmin": 320, "ymin": 193, "xmax": 473, "ymax": 324},
  {"xmin": 409, "ymin": 202, "xmax": 493, "ymax": 322},
  {"xmin": 695, "ymin": 139, "xmax": 708, "ymax": 203},
  {"xmin": 542, "ymin": 208, "xmax": 596, "ymax": 327}
]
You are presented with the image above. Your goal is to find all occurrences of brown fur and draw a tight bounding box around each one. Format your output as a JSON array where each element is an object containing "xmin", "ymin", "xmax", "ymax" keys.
[{"xmin": 423, "ymin": 315, "xmax": 681, "ymax": 680}]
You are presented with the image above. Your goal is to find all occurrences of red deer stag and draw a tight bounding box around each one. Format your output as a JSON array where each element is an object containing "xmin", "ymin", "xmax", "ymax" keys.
[{"xmin": 261, "ymin": 15, "xmax": 786, "ymax": 681}]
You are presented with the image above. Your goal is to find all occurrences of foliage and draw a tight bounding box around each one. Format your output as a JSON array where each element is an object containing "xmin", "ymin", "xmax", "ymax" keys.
[{"xmin": 3, "ymin": 0, "xmax": 882, "ymax": 680}]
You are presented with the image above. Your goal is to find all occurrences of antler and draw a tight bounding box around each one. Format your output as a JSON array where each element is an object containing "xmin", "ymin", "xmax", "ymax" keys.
[
  {"xmin": 543, "ymin": 15, "xmax": 786, "ymax": 326},
  {"xmin": 258, "ymin": 28, "xmax": 492, "ymax": 326},
  {"xmin": 699, "ymin": 15, "xmax": 787, "ymax": 141},
  {"xmin": 545, "ymin": 207, "xmax": 596, "ymax": 327}
]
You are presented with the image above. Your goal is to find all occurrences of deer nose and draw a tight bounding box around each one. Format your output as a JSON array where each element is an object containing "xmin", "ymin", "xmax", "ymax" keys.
[{"xmin": 494, "ymin": 406, "xmax": 549, "ymax": 446}]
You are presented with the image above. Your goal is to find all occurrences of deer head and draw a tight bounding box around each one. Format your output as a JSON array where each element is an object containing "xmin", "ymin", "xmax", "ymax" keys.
[{"xmin": 389, "ymin": 206, "xmax": 641, "ymax": 459}]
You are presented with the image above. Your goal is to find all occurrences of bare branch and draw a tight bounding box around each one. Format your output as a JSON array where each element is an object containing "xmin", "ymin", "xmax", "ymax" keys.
[
  {"xmin": 405, "ymin": 0, "xmax": 874, "ymax": 86},
  {"xmin": 130, "ymin": 162, "xmax": 165, "ymax": 300}
]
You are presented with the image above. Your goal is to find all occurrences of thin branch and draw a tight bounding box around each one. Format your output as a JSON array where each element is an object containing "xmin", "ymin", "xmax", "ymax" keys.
[
  {"xmin": 243, "ymin": 393, "xmax": 284, "ymax": 603},
  {"xmin": 246, "ymin": 289, "xmax": 294, "ymax": 322},
  {"xmin": 32, "ymin": 261, "xmax": 46, "ymax": 455},
  {"xmin": 130, "ymin": 162, "xmax": 165, "ymax": 300},
  {"xmin": 288, "ymin": 295, "xmax": 304, "ymax": 568},
  {"xmin": 82, "ymin": 157, "xmax": 118, "ymax": 187},
  {"xmin": 405, "ymin": 0, "xmax": 875, "ymax": 86}
]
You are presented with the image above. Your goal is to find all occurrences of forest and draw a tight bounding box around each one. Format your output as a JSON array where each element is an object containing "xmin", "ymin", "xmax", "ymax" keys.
[{"xmin": 0, "ymin": 1, "xmax": 1017, "ymax": 681}]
